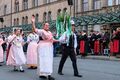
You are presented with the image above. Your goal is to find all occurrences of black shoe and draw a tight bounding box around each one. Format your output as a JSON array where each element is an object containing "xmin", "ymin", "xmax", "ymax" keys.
[
  {"xmin": 13, "ymin": 68, "xmax": 18, "ymax": 71},
  {"xmin": 74, "ymin": 74, "xmax": 82, "ymax": 77},
  {"xmin": 28, "ymin": 66, "xmax": 37, "ymax": 69},
  {"xmin": 39, "ymin": 76, "xmax": 47, "ymax": 79},
  {"xmin": 32, "ymin": 67, "xmax": 37, "ymax": 69},
  {"xmin": 28, "ymin": 67, "xmax": 32, "ymax": 69},
  {"xmin": 48, "ymin": 76, "xmax": 55, "ymax": 80},
  {"xmin": 28, "ymin": 66, "xmax": 35, "ymax": 69},
  {"xmin": 58, "ymin": 72, "xmax": 64, "ymax": 75},
  {"xmin": 0, "ymin": 64, "xmax": 2, "ymax": 66},
  {"xmin": 20, "ymin": 69, "xmax": 25, "ymax": 72}
]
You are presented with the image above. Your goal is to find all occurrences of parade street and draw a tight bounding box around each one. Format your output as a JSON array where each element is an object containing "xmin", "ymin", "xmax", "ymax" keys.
[{"xmin": 0, "ymin": 57, "xmax": 120, "ymax": 80}]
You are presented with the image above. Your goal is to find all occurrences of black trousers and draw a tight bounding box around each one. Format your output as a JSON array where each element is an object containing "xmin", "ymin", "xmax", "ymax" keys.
[{"xmin": 58, "ymin": 44, "xmax": 79, "ymax": 75}]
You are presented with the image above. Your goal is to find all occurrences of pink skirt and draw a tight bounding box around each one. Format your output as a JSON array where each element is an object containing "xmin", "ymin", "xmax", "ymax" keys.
[
  {"xmin": 6, "ymin": 45, "xmax": 16, "ymax": 66},
  {"xmin": 27, "ymin": 42, "xmax": 38, "ymax": 67}
]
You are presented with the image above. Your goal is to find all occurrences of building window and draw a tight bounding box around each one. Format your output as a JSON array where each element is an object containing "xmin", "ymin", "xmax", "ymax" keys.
[
  {"xmin": 47, "ymin": 0, "xmax": 50, "ymax": 3},
  {"xmin": 4, "ymin": 5, "xmax": 7, "ymax": 15},
  {"xmin": 43, "ymin": 0, "xmax": 47, "ymax": 4},
  {"xmin": 75, "ymin": 0, "xmax": 79, "ymax": 13},
  {"xmin": 116, "ymin": 0, "xmax": 120, "ymax": 5},
  {"xmin": 108, "ymin": 0, "xmax": 120, "ymax": 6},
  {"xmin": 15, "ymin": 0, "xmax": 19, "ymax": 12},
  {"xmin": 48, "ymin": 11, "xmax": 52, "ymax": 21},
  {"xmin": 43, "ymin": 12, "xmax": 47, "ymax": 22},
  {"xmin": 94, "ymin": 0, "xmax": 101, "ymax": 9},
  {"xmin": 57, "ymin": 9, "xmax": 61, "ymax": 15},
  {"xmin": 22, "ymin": 17, "xmax": 25, "ymax": 25},
  {"xmin": 14, "ymin": 19, "xmax": 16, "ymax": 26},
  {"xmin": 17, "ymin": 18, "xmax": 19, "ymax": 26},
  {"xmin": 25, "ymin": 16, "xmax": 28, "ymax": 24},
  {"xmin": 36, "ymin": 14, "xmax": 39, "ymax": 23},
  {"xmin": 44, "ymin": 0, "xmax": 52, "ymax": 4},
  {"xmin": 4, "ymin": 25, "xmax": 6, "ymax": 28},
  {"xmin": 83, "ymin": 0, "xmax": 89, "ymax": 11},
  {"xmin": 108, "ymin": 0, "xmax": 113, "ymax": 6},
  {"xmin": 63, "ymin": 8, "xmax": 67, "ymax": 13},
  {"xmin": 14, "ymin": 18, "xmax": 19, "ymax": 26},
  {"xmin": 32, "ymin": 0, "xmax": 38, "ymax": 7},
  {"xmin": 23, "ymin": 0, "xmax": 28, "ymax": 10}
]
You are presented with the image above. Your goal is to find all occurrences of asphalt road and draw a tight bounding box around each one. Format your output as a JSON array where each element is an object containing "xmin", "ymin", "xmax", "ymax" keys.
[{"xmin": 0, "ymin": 57, "xmax": 120, "ymax": 80}]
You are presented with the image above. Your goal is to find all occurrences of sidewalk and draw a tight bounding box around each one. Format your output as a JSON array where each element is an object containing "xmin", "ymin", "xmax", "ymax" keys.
[
  {"xmin": 56, "ymin": 54, "xmax": 120, "ymax": 61},
  {"xmin": 81, "ymin": 55, "xmax": 120, "ymax": 61}
]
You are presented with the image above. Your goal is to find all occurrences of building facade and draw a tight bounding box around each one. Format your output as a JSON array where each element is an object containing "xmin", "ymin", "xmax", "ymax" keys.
[
  {"xmin": 0, "ymin": 0, "xmax": 120, "ymax": 34},
  {"xmin": 74, "ymin": 0, "xmax": 120, "ymax": 34},
  {"xmin": 0, "ymin": 0, "xmax": 72, "ymax": 28}
]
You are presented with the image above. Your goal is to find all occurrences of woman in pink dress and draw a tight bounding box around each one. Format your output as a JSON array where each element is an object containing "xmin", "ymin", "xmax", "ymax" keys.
[
  {"xmin": 27, "ymin": 32, "xmax": 39, "ymax": 69},
  {"xmin": 6, "ymin": 28, "xmax": 26, "ymax": 72},
  {"xmin": 31, "ymin": 16, "xmax": 59, "ymax": 80}
]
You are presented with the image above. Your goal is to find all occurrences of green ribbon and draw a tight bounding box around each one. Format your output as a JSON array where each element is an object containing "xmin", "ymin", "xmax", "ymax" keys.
[{"xmin": 56, "ymin": 12, "xmax": 72, "ymax": 39}]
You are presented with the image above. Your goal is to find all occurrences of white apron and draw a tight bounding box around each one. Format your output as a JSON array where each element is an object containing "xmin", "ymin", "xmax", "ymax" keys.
[{"xmin": 35, "ymin": 29, "xmax": 54, "ymax": 76}]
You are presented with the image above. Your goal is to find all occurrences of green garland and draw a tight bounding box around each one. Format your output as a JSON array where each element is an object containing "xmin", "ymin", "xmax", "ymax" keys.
[{"xmin": 56, "ymin": 12, "xmax": 72, "ymax": 39}]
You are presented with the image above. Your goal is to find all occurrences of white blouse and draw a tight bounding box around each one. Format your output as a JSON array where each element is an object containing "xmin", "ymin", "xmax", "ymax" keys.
[{"xmin": 27, "ymin": 33, "xmax": 39, "ymax": 43}]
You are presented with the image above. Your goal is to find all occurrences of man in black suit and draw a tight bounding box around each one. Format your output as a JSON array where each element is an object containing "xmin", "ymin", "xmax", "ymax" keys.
[{"xmin": 58, "ymin": 20, "xmax": 82, "ymax": 77}]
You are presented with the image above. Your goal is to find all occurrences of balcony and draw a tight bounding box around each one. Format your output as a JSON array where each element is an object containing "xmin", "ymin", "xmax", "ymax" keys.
[
  {"xmin": 0, "ymin": 20, "xmax": 56, "ymax": 34},
  {"xmin": 76, "ymin": 5, "xmax": 120, "ymax": 16}
]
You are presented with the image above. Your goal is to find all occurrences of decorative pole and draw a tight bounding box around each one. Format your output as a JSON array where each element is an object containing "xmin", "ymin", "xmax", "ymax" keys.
[
  {"xmin": 67, "ymin": 0, "xmax": 73, "ymax": 16},
  {"xmin": 70, "ymin": 5, "xmax": 72, "ymax": 16},
  {"xmin": 11, "ymin": 0, "xmax": 12, "ymax": 26}
]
